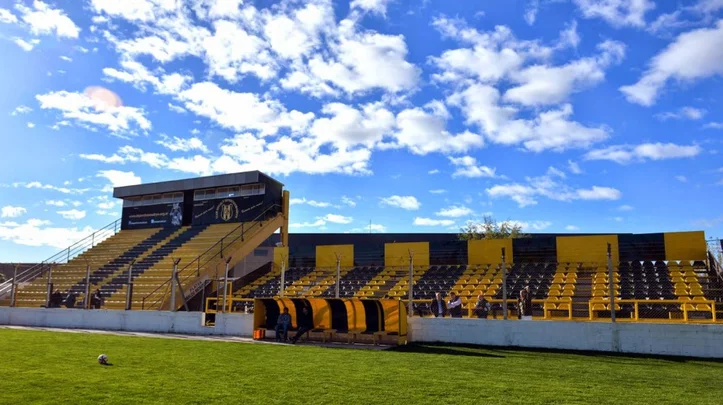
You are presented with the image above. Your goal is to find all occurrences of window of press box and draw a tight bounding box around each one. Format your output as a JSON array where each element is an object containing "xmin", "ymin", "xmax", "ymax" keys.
[
  {"xmin": 123, "ymin": 192, "xmax": 182, "ymax": 207},
  {"xmin": 194, "ymin": 184, "xmax": 266, "ymax": 200}
]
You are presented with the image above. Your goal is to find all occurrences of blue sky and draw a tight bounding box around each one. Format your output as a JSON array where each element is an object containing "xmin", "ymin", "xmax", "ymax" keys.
[{"xmin": 0, "ymin": 0, "xmax": 722, "ymax": 262}]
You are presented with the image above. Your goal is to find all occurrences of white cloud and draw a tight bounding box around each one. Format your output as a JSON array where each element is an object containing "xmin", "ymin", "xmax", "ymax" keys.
[
  {"xmin": 168, "ymin": 103, "xmax": 186, "ymax": 114},
  {"xmin": 618, "ymin": 204, "xmax": 634, "ymax": 211},
  {"xmin": 449, "ymin": 156, "xmax": 497, "ymax": 178},
  {"xmin": 322, "ymin": 214, "xmax": 353, "ymax": 224},
  {"xmin": 96, "ymin": 170, "xmax": 141, "ymax": 188},
  {"xmin": 1, "ymin": 206, "xmax": 27, "ymax": 218},
  {"xmin": 179, "ymin": 81, "xmax": 313, "ymax": 135},
  {"xmin": 573, "ymin": 0, "xmax": 655, "ymax": 28},
  {"xmin": 287, "ymin": 197, "xmax": 336, "ymax": 208},
  {"xmin": 392, "ymin": 107, "xmax": 484, "ymax": 155},
  {"xmin": 15, "ymin": 1, "xmax": 81, "ymax": 38},
  {"xmin": 57, "ymin": 209, "xmax": 86, "ymax": 220},
  {"xmin": 310, "ymin": 102, "xmax": 395, "ymax": 149},
  {"xmin": 13, "ymin": 181, "xmax": 88, "ymax": 194},
  {"xmin": 524, "ymin": 0, "xmax": 540, "ymax": 25},
  {"xmin": 0, "ymin": 8, "xmax": 18, "ymax": 24},
  {"xmin": 0, "ymin": 219, "xmax": 96, "ymax": 248},
  {"xmin": 26, "ymin": 122, "xmax": 35, "ymax": 128},
  {"xmin": 656, "ymin": 106, "xmax": 707, "ymax": 120},
  {"xmin": 346, "ymin": 223, "xmax": 387, "ymax": 233},
  {"xmin": 486, "ymin": 167, "xmax": 621, "ymax": 207},
  {"xmin": 46, "ymin": 200, "xmax": 66, "ymax": 207},
  {"xmin": 341, "ymin": 196, "xmax": 357, "ymax": 207},
  {"xmin": 568, "ymin": 160, "xmax": 583, "ymax": 174},
  {"xmin": 13, "ymin": 37, "xmax": 39, "ymax": 51},
  {"xmin": 429, "ymin": 189, "xmax": 447, "ymax": 194},
  {"xmin": 155, "ymin": 134, "xmax": 210, "ymax": 153},
  {"xmin": 675, "ymin": 175, "xmax": 688, "ymax": 182},
  {"xmin": 36, "ymin": 90, "xmax": 151, "ymax": 136},
  {"xmin": 565, "ymin": 225, "xmax": 580, "ymax": 231},
  {"xmin": 380, "ymin": 195, "xmax": 421, "ymax": 210},
  {"xmin": 413, "ymin": 217, "xmax": 455, "ymax": 227},
  {"xmin": 428, "ymin": 169, "xmax": 440, "ymax": 175},
  {"xmin": 692, "ymin": 215, "xmax": 723, "ymax": 228},
  {"xmin": 351, "ymin": 0, "xmax": 392, "ymax": 16},
  {"xmin": 584, "ymin": 142, "xmax": 702, "ymax": 164},
  {"xmin": 290, "ymin": 219, "xmax": 326, "ymax": 228},
  {"xmin": 436, "ymin": 205, "xmax": 473, "ymax": 218},
  {"xmin": 80, "ymin": 145, "xmax": 168, "ymax": 167},
  {"xmin": 621, "ymin": 21, "xmax": 723, "ymax": 106},
  {"xmin": 11, "ymin": 105, "xmax": 33, "ymax": 115},
  {"xmin": 513, "ymin": 220, "xmax": 552, "ymax": 231},
  {"xmin": 59, "ymin": 55, "xmax": 72, "ymax": 62}
]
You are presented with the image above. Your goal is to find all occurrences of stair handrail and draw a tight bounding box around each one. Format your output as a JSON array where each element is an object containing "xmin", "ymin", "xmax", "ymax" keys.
[
  {"xmin": 141, "ymin": 203, "xmax": 282, "ymax": 310},
  {"xmin": 0, "ymin": 218, "xmax": 122, "ymax": 297}
]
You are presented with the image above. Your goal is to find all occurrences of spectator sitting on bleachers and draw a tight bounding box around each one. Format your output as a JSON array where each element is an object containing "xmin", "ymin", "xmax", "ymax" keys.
[
  {"xmin": 519, "ymin": 286, "xmax": 533, "ymax": 320},
  {"xmin": 49, "ymin": 290, "xmax": 63, "ymax": 308},
  {"xmin": 291, "ymin": 306, "xmax": 313, "ymax": 344},
  {"xmin": 91, "ymin": 290, "xmax": 103, "ymax": 309},
  {"xmin": 64, "ymin": 291, "xmax": 77, "ymax": 309},
  {"xmin": 430, "ymin": 292, "xmax": 447, "ymax": 317},
  {"xmin": 275, "ymin": 308, "xmax": 291, "ymax": 342},
  {"xmin": 447, "ymin": 292, "xmax": 463, "ymax": 318},
  {"xmin": 473, "ymin": 295, "xmax": 490, "ymax": 319}
]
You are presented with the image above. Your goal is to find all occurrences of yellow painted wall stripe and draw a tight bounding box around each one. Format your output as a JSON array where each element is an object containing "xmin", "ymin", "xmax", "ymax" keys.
[
  {"xmin": 315, "ymin": 244, "xmax": 354, "ymax": 268},
  {"xmin": 664, "ymin": 231, "xmax": 707, "ymax": 261},
  {"xmin": 384, "ymin": 242, "xmax": 430, "ymax": 267},
  {"xmin": 468, "ymin": 239, "xmax": 513, "ymax": 265}
]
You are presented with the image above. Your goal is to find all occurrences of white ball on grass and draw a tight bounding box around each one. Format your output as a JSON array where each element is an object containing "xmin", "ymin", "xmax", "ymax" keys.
[{"xmin": 98, "ymin": 354, "xmax": 108, "ymax": 365}]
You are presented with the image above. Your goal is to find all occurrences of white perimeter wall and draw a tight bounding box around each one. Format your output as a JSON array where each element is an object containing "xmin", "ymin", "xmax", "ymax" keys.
[
  {"xmin": 409, "ymin": 317, "xmax": 723, "ymax": 359},
  {"xmin": 0, "ymin": 307, "xmax": 253, "ymax": 337}
]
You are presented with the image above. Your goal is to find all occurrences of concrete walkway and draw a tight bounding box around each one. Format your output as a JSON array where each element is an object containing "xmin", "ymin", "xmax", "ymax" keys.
[{"xmin": 0, "ymin": 325, "xmax": 389, "ymax": 350}]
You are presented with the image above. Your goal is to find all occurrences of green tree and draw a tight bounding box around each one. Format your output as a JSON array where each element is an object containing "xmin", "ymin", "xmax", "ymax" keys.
[{"xmin": 458, "ymin": 216, "xmax": 528, "ymax": 240}]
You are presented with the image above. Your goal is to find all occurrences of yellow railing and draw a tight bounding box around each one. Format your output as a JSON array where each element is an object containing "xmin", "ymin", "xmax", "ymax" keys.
[{"xmin": 588, "ymin": 298, "xmax": 717, "ymax": 322}]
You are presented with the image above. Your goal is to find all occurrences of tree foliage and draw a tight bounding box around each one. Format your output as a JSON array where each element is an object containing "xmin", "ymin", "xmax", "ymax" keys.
[{"xmin": 458, "ymin": 216, "xmax": 528, "ymax": 240}]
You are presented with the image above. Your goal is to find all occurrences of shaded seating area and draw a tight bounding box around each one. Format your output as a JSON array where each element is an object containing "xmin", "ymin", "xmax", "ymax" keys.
[
  {"xmin": 320, "ymin": 266, "xmax": 385, "ymax": 298},
  {"xmin": 253, "ymin": 298, "xmax": 407, "ymax": 345}
]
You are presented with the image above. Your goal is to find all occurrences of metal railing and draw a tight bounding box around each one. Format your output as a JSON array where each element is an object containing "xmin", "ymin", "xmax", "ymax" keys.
[
  {"xmin": 0, "ymin": 218, "xmax": 121, "ymax": 300},
  {"xmin": 141, "ymin": 204, "xmax": 281, "ymax": 310}
]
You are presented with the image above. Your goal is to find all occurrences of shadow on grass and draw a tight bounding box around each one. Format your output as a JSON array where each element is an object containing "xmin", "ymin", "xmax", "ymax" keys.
[
  {"xmin": 390, "ymin": 343, "xmax": 723, "ymax": 364},
  {"xmin": 388, "ymin": 344, "xmax": 505, "ymax": 358}
]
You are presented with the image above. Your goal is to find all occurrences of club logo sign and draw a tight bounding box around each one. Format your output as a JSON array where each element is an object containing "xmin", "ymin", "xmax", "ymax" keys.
[{"xmin": 216, "ymin": 199, "xmax": 239, "ymax": 222}]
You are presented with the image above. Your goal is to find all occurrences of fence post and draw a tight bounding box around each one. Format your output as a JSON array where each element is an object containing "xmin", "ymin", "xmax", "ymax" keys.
[
  {"xmin": 607, "ymin": 243, "xmax": 615, "ymax": 323},
  {"xmin": 279, "ymin": 257, "xmax": 286, "ymax": 298},
  {"xmin": 91, "ymin": 232, "xmax": 95, "ymax": 248},
  {"xmin": 222, "ymin": 256, "xmax": 232, "ymax": 313},
  {"xmin": 125, "ymin": 262, "xmax": 134, "ymax": 310},
  {"xmin": 171, "ymin": 258, "xmax": 181, "ymax": 312},
  {"xmin": 46, "ymin": 264, "xmax": 54, "ymax": 307},
  {"xmin": 502, "ymin": 248, "xmax": 508, "ymax": 320},
  {"xmin": 66, "ymin": 247, "xmax": 70, "ymax": 263},
  {"xmin": 408, "ymin": 250, "xmax": 414, "ymax": 317},
  {"xmin": 335, "ymin": 254, "xmax": 341, "ymax": 299},
  {"xmin": 83, "ymin": 264, "xmax": 91, "ymax": 309},
  {"xmin": 10, "ymin": 265, "xmax": 18, "ymax": 307}
]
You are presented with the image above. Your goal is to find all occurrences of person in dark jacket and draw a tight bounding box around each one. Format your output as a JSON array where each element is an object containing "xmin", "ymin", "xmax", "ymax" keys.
[
  {"xmin": 275, "ymin": 308, "xmax": 292, "ymax": 342},
  {"xmin": 64, "ymin": 291, "xmax": 77, "ymax": 308},
  {"xmin": 447, "ymin": 292, "xmax": 463, "ymax": 318},
  {"xmin": 473, "ymin": 295, "xmax": 491, "ymax": 319},
  {"xmin": 519, "ymin": 286, "xmax": 533, "ymax": 320},
  {"xmin": 49, "ymin": 290, "xmax": 63, "ymax": 308},
  {"xmin": 91, "ymin": 290, "xmax": 103, "ymax": 309},
  {"xmin": 291, "ymin": 306, "xmax": 314, "ymax": 344},
  {"xmin": 430, "ymin": 292, "xmax": 447, "ymax": 317}
]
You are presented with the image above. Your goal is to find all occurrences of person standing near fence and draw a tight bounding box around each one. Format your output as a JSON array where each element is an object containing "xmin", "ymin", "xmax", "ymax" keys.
[
  {"xmin": 519, "ymin": 286, "xmax": 533, "ymax": 320},
  {"xmin": 447, "ymin": 292, "xmax": 463, "ymax": 318},
  {"xmin": 473, "ymin": 294, "xmax": 490, "ymax": 319},
  {"xmin": 430, "ymin": 292, "xmax": 447, "ymax": 317}
]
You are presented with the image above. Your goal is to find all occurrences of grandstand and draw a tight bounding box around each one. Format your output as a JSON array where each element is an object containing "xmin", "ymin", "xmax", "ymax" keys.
[{"xmin": 1, "ymin": 170, "xmax": 721, "ymax": 326}]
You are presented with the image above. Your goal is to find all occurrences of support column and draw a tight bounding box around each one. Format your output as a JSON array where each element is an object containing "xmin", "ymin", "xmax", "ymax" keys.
[
  {"xmin": 83, "ymin": 264, "xmax": 91, "ymax": 309},
  {"xmin": 502, "ymin": 248, "xmax": 508, "ymax": 320},
  {"xmin": 407, "ymin": 250, "xmax": 414, "ymax": 316},
  {"xmin": 335, "ymin": 254, "xmax": 341, "ymax": 299},
  {"xmin": 608, "ymin": 243, "xmax": 616, "ymax": 323},
  {"xmin": 281, "ymin": 190, "xmax": 290, "ymax": 247}
]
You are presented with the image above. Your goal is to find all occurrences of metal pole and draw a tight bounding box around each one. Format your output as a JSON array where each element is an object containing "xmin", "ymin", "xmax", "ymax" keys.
[
  {"xmin": 335, "ymin": 254, "xmax": 341, "ymax": 299},
  {"xmin": 10, "ymin": 265, "xmax": 18, "ymax": 307},
  {"xmin": 171, "ymin": 258, "xmax": 181, "ymax": 312},
  {"xmin": 91, "ymin": 232, "xmax": 95, "ymax": 248},
  {"xmin": 607, "ymin": 243, "xmax": 616, "ymax": 323},
  {"xmin": 125, "ymin": 262, "xmax": 134, "ymax": 310},
  {"xmin": 502, "ymin": 248, "xmax": 508, "ymax": 320},
  {"xmin": 279, "ymin": 256, "xmax": 286, "ymax": 298},
  {"xmin": 408, "ymin": 250, "xmax": 414, "ymax": 316},
  {"xmin": 222, "ymin": 256, "xmax": 232, "ymax": 313},
  {"xmin": 46, "ymin": 264, "xmax": 53, "ymax": 307},
  {"xmin": 83, "ymin": 264, "xmax": 91, "ymax": 309}
]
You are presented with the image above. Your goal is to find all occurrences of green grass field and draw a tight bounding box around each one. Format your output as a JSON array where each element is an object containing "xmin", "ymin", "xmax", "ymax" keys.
[{"xmin": 1, "ymin": 329, "xmax": 722, "ymax": 404}]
